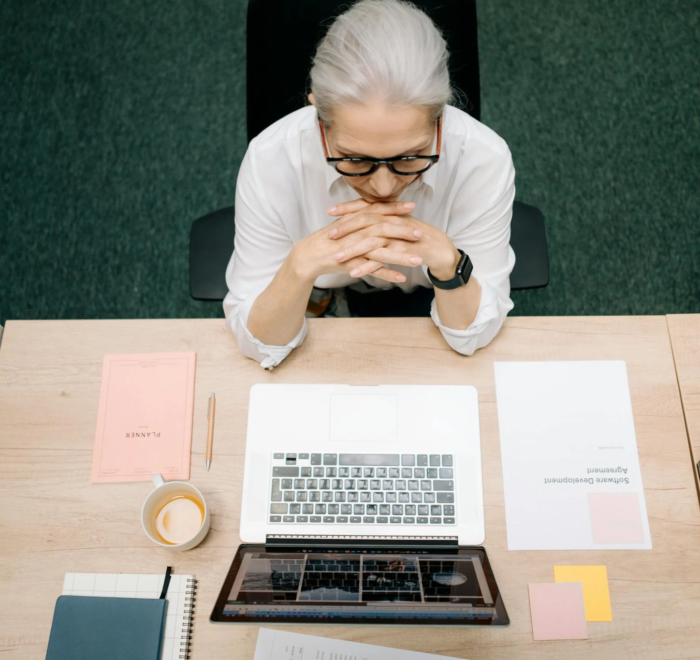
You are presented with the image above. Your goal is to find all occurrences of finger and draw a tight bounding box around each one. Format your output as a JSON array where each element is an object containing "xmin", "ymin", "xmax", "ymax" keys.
[
  {"xmin": 332, "ymin": 217, "xmax": 422, "ymax": 241},
  {"xmin": 348, "ymin": 260, "xmax": 407, "ymax": 282},
  {"xmin": 328, "ymin": 199, "xmax": 415, "ymax": 217},
  {"xmin": 365, "ymin": 247, "xmax": 423, "ymax": 268},
  {"xmin": 333, "ymin": 235, "xmax": 388, "ymax": 262}
]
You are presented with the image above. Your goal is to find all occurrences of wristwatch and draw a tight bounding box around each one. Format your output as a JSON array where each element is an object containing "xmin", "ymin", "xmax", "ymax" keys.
[{"xmin": 427, "ymin": 249, "xmax": 473, "ymax": 290}]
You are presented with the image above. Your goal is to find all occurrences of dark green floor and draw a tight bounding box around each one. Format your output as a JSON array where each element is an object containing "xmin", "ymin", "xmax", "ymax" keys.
[{"xmin": 1, "ymin": 0, "xmax": 699, "ymax": 326}]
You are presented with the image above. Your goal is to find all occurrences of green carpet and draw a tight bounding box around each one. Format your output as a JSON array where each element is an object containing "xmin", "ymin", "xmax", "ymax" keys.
[{"xmin": 1, "ymin": 0, "xmax": 699, "ymax": 326}]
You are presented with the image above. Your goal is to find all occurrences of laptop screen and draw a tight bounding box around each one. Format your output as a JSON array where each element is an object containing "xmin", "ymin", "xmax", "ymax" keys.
[{"xmin": 211, "ymin": 544, "xmax": 508, "ymax": 626}]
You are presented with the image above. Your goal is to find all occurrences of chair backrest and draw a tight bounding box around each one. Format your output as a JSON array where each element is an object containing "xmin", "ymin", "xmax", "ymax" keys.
[{"xmin": 246, "ymin": 0, "xmax": 480, "ymax": 144}]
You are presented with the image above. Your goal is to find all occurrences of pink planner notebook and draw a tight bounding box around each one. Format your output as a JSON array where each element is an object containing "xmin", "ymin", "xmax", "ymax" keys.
[{"xmin": 90, "ymin": 352, "xmax": 196, "ymax": 483}]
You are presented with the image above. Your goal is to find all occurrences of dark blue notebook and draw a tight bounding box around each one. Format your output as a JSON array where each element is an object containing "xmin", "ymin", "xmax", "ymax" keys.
[{"xmin": 46, "ymin": 595, "xmax": 166, "ymax": 660}]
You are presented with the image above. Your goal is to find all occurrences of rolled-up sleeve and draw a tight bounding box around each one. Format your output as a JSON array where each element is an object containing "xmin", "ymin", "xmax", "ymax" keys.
[
  {"xmin": 429, "ymin": 142, "xmax": 516, "ymax": 355},
  {"xmin": 223, "ymin": 143, "xmax": 307, "ymax": 369}
]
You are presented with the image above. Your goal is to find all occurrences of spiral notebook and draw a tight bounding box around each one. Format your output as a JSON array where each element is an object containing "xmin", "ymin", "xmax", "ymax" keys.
[{"xmin": 62, "ymin": 572, "xmax": 197, "ymax": 660}]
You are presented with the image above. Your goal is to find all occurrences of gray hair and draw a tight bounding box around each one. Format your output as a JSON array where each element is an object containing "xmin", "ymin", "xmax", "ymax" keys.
[{"xmin": 308, "ymin": 0, "xmax": 465, "ymax": 127}]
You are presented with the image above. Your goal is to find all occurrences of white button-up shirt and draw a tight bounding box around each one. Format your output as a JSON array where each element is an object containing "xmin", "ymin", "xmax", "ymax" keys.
[{"xmin": 223, "ymin": 104, "xmax": 516, "ymax": 369}]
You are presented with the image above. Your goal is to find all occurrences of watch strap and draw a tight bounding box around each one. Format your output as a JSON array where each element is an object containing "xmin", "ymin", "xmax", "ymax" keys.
[{"xmin": 428, "ymin": 249, "xmax": 473, "ymax": 290}]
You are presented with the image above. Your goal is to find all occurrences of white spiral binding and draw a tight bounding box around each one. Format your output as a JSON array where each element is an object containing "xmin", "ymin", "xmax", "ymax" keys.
[{"xmin": 178, "ymin": 577, "xmax": 197, "ymax": 659}]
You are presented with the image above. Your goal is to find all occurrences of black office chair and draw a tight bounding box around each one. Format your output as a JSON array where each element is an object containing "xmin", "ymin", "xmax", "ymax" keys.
[{"xmin": 189, "ymin": 0, "xmax": 549, "ymax": 303}]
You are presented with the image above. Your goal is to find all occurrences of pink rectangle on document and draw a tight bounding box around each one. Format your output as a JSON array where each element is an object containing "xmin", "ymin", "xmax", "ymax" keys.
[
  {"xmin": 528, "ymin": 583, "xmax": 588, "ymax": 641},
  {"xmin": 588, "ymin": 492, "xmax": 644, "ymax": 544}
]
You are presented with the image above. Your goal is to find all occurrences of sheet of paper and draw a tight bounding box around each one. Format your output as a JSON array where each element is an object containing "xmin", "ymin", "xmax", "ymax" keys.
[
  {"xmin": 494, "ymin": 361, "xmax": 651, "ymax": 550},
  {"xmin": 90, "ymin": 352, "xmax": 196, "ymax": 483},
  {"xmin": 253, "ymin": 628, "xmax": 460, "ymax": 660},
  {"xmin": 554, "ymin": 565, "xmax": 612, "ymax": 621},
  {"xmin": 528, "ymin": 583, "xmax": 588, "ymax": 641}
]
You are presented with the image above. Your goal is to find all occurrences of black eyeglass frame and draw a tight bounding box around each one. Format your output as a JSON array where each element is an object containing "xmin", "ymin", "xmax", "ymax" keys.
[{"xmin": 318, "ymin": 116, "xmax": 442, "ymax": 177}]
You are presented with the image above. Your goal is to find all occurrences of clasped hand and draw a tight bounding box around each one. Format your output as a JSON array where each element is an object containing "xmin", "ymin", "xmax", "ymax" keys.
[{"xmin": 291, "ymin": 199, "xmax": 458, "ymax": 284}]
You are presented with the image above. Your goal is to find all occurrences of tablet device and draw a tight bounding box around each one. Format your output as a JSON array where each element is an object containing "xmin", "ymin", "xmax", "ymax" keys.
[{"xmin": 211, "ymin": 541, "xmax": 508, "ymax": 626}]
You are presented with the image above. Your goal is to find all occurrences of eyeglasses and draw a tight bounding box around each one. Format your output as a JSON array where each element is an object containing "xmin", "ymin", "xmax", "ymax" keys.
[{"xmin": 318, "ymin": 115, "xmax": 441, "ymax": 176}]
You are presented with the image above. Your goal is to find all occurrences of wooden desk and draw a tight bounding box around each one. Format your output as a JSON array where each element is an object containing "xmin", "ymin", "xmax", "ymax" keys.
[
  {"xmin": 667, "ymin": 314, "xmax": 700, "ymax": 496},
  {"xmin": 1, "ymin": 317, "xmax": 699, "ymax": 659}
]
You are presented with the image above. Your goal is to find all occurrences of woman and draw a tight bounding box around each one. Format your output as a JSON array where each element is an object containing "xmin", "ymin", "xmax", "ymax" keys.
[{"xmin": 224, "ymin": 0, "xmax": 515, "ymax": 369}]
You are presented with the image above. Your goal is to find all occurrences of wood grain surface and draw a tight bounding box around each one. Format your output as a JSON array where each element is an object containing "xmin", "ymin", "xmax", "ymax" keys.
[{"xmin": 1, "ymin": 316, "xmax": 699, "ymax": 659}]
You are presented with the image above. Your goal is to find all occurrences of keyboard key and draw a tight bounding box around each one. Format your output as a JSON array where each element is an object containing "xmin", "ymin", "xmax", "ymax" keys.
[
  {"xmin": 424, "ymin": 493, "xmax": 435, "ymax": 503},
  {"xmin": 271, "ymin": 503, "xmax": 287, "ymax": 514},
  {"xmin": 296, "ymin": 515, "xmax": 309, "ymax": 522},
  {"xmin": 313, "ymin": 467, "xmax": 324, "ymax": 477},
  {"xmin": 390, "ymin": 517, "xmax": 402, "ymax": 524},
  {"xmin": 420, "ymin": 480, "xmax": 431, "ymax": 491},
  {"xmin": 328, "ymin": 504, "xmax": 339, "ymax": 514},
  {"xmin": 379, "ymin": 504, "xmax": 390, "ymax": 515},
  {"xmin": 310, "ymin": 492, "xmax": 321, "ymax": 502},
  {"xmin": 408, "ymin": 481, "xmax": 419, "ymax": 491},
  {"xmin": 283, "ymin": 491, "xmax": 295, "ymax": 502},
  {"xmin": 401, "ymin": 454, "xmax": 416, "ymax": 466},
  {"xmin": 341, "ymin": 504, "xmax": 352, "ymax": 514},
  {"xmin": 417, "ymin": 454, "xmax": 428, "ymax": 466},
  {"xmin": 296, "ymin": 491, "xmax": 308, "ymax": 502},
  {"xmin": 347, "ymin": 492, "xmax": 358, "ymax": 502},
  {"xmin": 414, "ymin": 468, "xmax": 425, "ymax": 478},
  {"xmin": 301, "ymin": 467, "xmax": 312, "ymax": 477},
  {"xmin": 270, "ymin": 515, "xmax": 281, "ymax": 522},
  {"xmin": 358, "ymin": 480, "xmax": 368, "ymax": 490},
  {"xmin": 431, "ymin": 505, "xmax": 442, "ymax": 516},
  {"xmin": 370, "ymin": 480, "xmax": 381, "ymax": 490},
  {"xmin": 285, "ymin": 456, "xmax": 296, "ymax": 465},
  {"xmin": 392, "ymin": 505, "xmax": 404, "ymax": 515},
  {"xmin": 364, "ymin": 468, "xmax": 374, "ymax": 477},
  {"xmin": 429, "ymin": 454, "xmax": 440, "ymax": 466},
  {"xmin": 335, "ymin": 492, "xmax": 346, "ymax": 502},
  {"xmin": 437, "ymin": 493, "xmax": 454, "ymax": 503},
  {"xmin": 339, "ymin": 467, "xmax": 349, "ymax": 477},
  {"xmin": 294, "ymin": 479, "xmax": 305, "ymax": 489},
  {"xmin": 363, "ymin": 517, "xmax": 376, "ymax": 523},
  {"xmin": 332, "ymin": 479, "xmax": 343, "ymax": 490},
  {"xmin": 323, "ymin": 516, "xmax": 335, "ymax": 523},
  {"xmin": 353, "ymin": 504, "xmax": 365, "ymax": 515},
  {"xmin": 417, "ymin": 517, "xmax": 428, "ymax": 524},
  {"xmin": 442, "ymin": 455, "xmax": 453, "ymax": 466},
  {"xmin": 290, "ymin": 504, "xmax": 301, "ymax": 514},
  {"xmin": 299, "ymin": 453, "xmax": 309, "ymax": 459},
  {"xmin": 271, "ymin": 479, "xmax": 282, "ymax": 501},
  {"xmin": 376, "ymin": 468, "xmax": 387, "ymax": 477},
  {"xmin": 319, "ymin": 479, "xmax": 330, "ymax": 490},
  {"xmin": 322, "ymin": 492, "xmax": 333, "ymax": 502},
  {"xmin": 350, "ymin": 516, "xmax": 362, "ymax": 523},
  {"xmin": 351, "ymin": 467, "xmax": 362, "ymax": 477},
  {"xmin": 382, "ymin": 480, "xmax": 394, "ymax": 490},
  {"xmin": 283, "ymin": 515, "xmax": 294, "ymax": 523},
  {"xmin": 401, "ymin": 468, "xmax": 413, "ymax": 478},
  {"xmin": 444, "ymin": 505, "xmax": 455, "ymax": 516},
  {"xmin": 439, "ymin": 468, "xmax": 454, "ymax": 479},
  {"xmin": 444, "ymin": 517, "xmax": 456, "ymax": 524},
  {"xmin": 373, "ymin": 492, "xmax": 384, "ymax": 502},
  {"xmin": 411, "ymin": 493, "xmax": 422, "ymax": 503},
  {"xmin": 311, "ymin": 454, "xmax": 322, "ymax": 465},
  {"xmin": 323, "ymin": 454, "xmax": 337, "ymax": 465},
  {"xmin": 427, "ymin": 468, "xmax": 438, "ymax": 479},
  {"xmin": 396, "ymin": 480, "xmax": 407, "ymax": 490},
  {"xmin": 399, "ymin": 492, "xmax": 409, "ymax": 503},
  {"xmin": 386, "ymin": 492, "xmax": 397, "ymax": 503},
  {"xmin": 429, "ymin": 517, "xmax": 441, "ymax": 524},
  {"xmin": 337, "ymin": 516, "xmax": 349, "ymax": 523},
  {"xmin": 389, "ymin": 468, "xmax": 400, "ymax": 478},
  {"xmin": 377, "ymin": 517, "xmax": 389, "ymax": 524},
  {"xmin": 366, "ymin": 505, "xmax": 378, "ymax": 516},
  {"xmin": 273, "ymin": 453, "xmax": 284, "ymax": 459},
  {"xmin": 302, "ymin": 503, "xmax": 313, "ymax": 514},
  {"xmin": 340, "ymin": 454, "xmax": 400, "ymax": 466},
  {"xmin": 344, "ymin": 479, "xmax": 355, "ymax": 489},
  {"xmin": 360, "ymin": 492, "xmax": 371, "ymax": 502},
  {"xmin": 310, "ymin": 516, "xmax": 322, "ymax": 523},
  {"xmin": 281, "ymin": 479, "xmax": 292, "ymax": 489},
  {"xmin": 405, "ymin": 505, "xmax": 416, "ymax": 515},
  {"xmin": 403, "ymin": 517, "xmax": 416, "ymax": 524},
  {"xmin": 315, "ymin": 504, "xmax": 326, "ymax": 514},
  {"xmin": 418, "ymin": 505, "xmax": 429, "ymax": 516},
  {"xmin": 433, "ymin": 480, "xmax": 454, "ymax": 491},
  {"xmin": 274, "ymin": 467, "xmax": 299, "ymax": 477}
]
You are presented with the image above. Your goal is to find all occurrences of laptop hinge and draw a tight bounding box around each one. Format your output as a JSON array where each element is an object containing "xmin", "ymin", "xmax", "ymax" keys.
[{"xmin": 265, "ymin": 534, "xmax": 459, "ymax": 549}]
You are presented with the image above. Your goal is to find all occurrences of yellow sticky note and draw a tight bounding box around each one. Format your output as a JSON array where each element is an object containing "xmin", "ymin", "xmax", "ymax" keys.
[{"xmin": 554, "ymin": 566, "xmax": 612, "ymax": 622}]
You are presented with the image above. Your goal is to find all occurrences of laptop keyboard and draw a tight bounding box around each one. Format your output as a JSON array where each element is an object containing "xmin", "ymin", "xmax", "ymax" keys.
[{"xmin": 268, "ymin": 453, "xmax": 456, "ymax": 526}]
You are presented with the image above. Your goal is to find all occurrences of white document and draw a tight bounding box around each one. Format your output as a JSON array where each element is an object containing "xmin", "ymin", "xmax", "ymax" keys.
[
  {"xmin": 253, "ymin": 628, "xmax": 459, "ymax": 660},
  {"xmin": 494, "ymin": 361, "xmax": 651, "ymax": 550}
]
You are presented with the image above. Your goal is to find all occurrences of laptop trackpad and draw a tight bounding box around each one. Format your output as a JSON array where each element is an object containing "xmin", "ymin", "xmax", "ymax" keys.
[{"xmin": 330, "ymin": 394, "xmax": 398, "ymax": 443}]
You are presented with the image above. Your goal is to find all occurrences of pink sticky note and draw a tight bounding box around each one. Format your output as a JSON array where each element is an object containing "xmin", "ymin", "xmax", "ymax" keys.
[
  {"xmin": 528, "ymin": 583, "xmax": 588, "ymax": 641},
  {"xmin": 588, "ymin": 492, "xmax": 644, "ymax": 544}
]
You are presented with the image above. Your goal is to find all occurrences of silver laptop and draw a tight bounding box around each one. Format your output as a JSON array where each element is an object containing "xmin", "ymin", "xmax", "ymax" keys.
[{"xmin": 240, "ymin": 384, "xmax": 485, "ymax": 546}]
